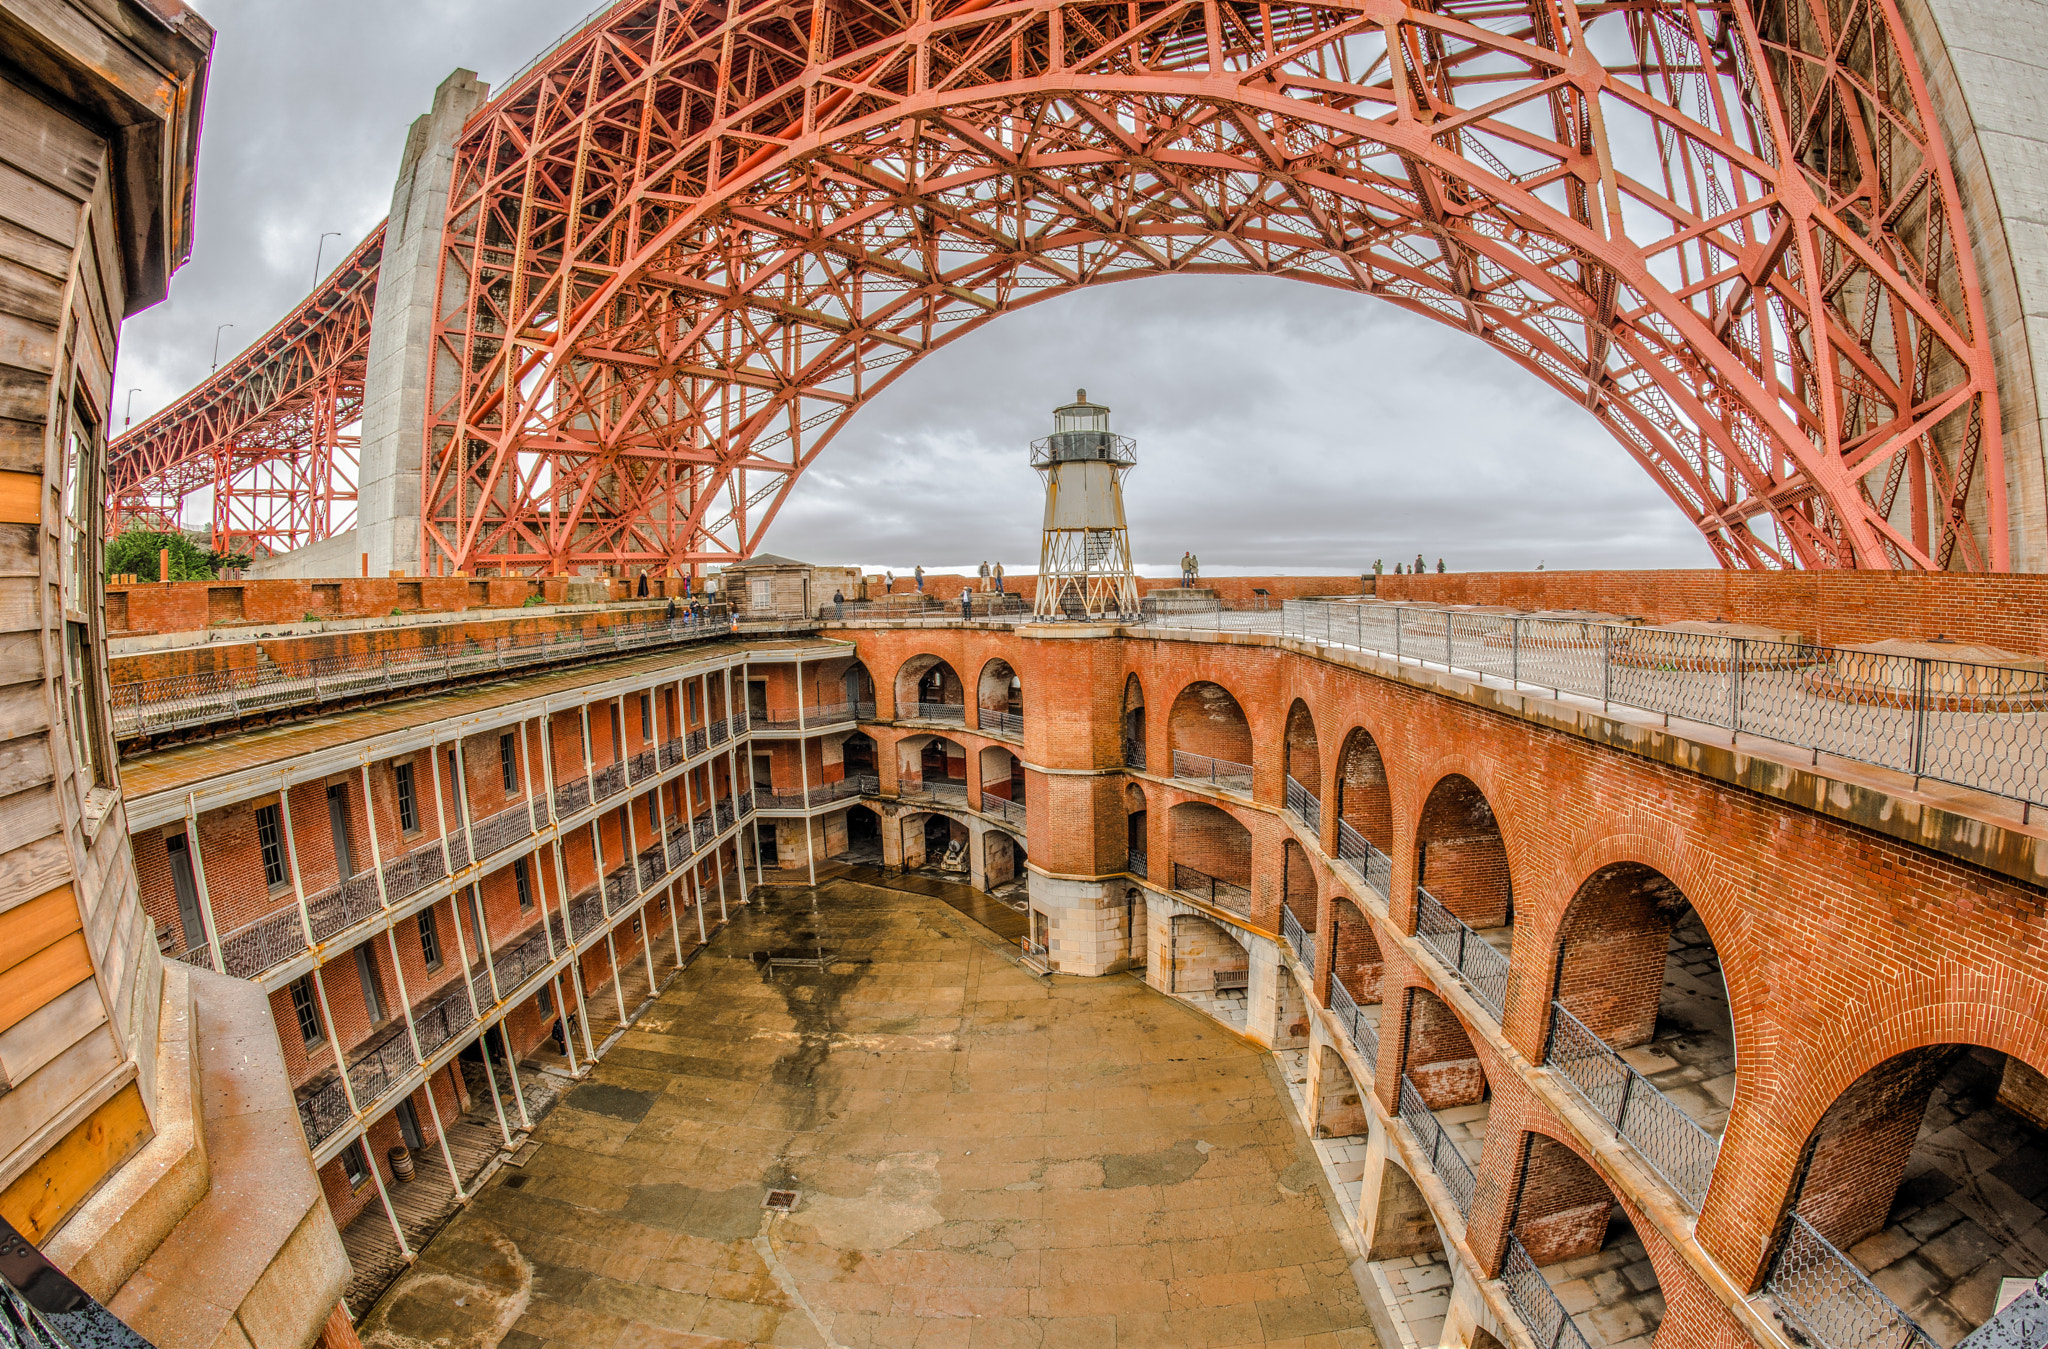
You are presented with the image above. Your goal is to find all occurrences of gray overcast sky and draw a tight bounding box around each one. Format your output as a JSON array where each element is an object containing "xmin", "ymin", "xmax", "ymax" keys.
[{"xmin": 115, "ymin": 0, "xmax": 1712, "ymax": 577}]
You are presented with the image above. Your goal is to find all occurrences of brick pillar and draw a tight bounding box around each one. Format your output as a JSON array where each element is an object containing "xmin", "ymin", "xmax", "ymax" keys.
[{"xmin": 1017, "ymin": 625, "xmax": 1128, "ymax": 974}]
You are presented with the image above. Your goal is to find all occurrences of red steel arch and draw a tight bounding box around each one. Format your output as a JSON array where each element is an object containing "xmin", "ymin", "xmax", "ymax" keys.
[
  {"xmin": 423, "ymin": 0, "xmax": 2005, "ymax": 574},
  {"xmin": 107, "ymin": 225, "xmax": 382, "ymax": 556}
]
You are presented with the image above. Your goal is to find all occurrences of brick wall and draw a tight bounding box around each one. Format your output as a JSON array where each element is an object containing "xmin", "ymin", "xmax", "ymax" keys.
[
  {"xmin": 1168, "ymin": 681, "xmax": 1255, "ymax": 765},
  {"xmin": 1402, "ymin": 985, "xmax": 1486, "ymax": 1108},
  {"xmin": 1335, "ymin": 728, "xmax": 1394, "ymax": 852},
  {"xmin": 1553, "ymin": 864, "xmax": 1679, "ymax": 1050},
  {"xmin": 1514, "ymin": 1134, "xmax": 1616, "ymax": 1265},
  {"xmin": 1329, "ymin": 896, "xmax": 1384, "ymax": 1004},
  {"xmin": 1168, "ymin": 801, "xmax": 1254, "ymax": 887},
  {"xmin": 1416, "ymin": 776, "xmax": 1512, "ymax": 930},
  {"xmin": 1373, "ymin": 569, "xmax": 2048, "ymax": 656},
  {"xmin": 1283, "ymin": 839, "xmax": 1317, "ymax": 924},
  {"xmin": 1793, "ymin": 1046, "xmax": 1960, "ymax": 1250}
]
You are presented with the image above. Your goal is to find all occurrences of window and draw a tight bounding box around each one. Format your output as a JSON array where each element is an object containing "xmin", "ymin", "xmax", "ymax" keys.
[
  {"xmin": 395, "ymin": 761, "xmax": 418, "ymax": 833},
  {"xmin": 326, "ymin": 783, "xmax": 354, "ymax": 880},
  {"xmin": 255, "ymin": 804, "xmax": 287, "ymax": 888},
  {"xmin": 418, "ymin": 908, "xmax": 441, "ymax": 969},
  {"xmin": 355, "ymin": 945, "xmax": 385, "ymax": 1022},
  {"xmin": 447, "ymin": 751, "xmax": 467, "ymax": 824},
  {"xmin": 500, "ymin": 734, "xmax": 517, "ymax": 793},
  {"xmin": 289, "ymin": 977, "xmax": 321, "ymax": 1046},
  {"xmin": 341, "ymin": 1139, "xmax": 369, "ymax": 1188},
  {"xmin": 537, "ymin": 984, "xmax": 554, "ymax": 1018},
  {"xmin": 61, "ymin": 406, "xmax": 108, "ymax": 790},
  {"xmin": 640, "ymin": 694, "xmax": 651, "ymax": 740},
  {"xmin": 514, "ymin": 858, "xmax": 534, "ymax": 912},
  {"xmin": 750, "ymin": 577, "xmax": 771, "ymax": 609}
]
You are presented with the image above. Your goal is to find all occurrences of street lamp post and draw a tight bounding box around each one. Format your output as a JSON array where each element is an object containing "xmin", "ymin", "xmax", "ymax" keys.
[
  {"xmin": 312, "ymin": 231, "xmax": 341, "ymax": 286},
  {"xmin": 210, "ymin": 323, "xmax": 235, "ymax": 372}
]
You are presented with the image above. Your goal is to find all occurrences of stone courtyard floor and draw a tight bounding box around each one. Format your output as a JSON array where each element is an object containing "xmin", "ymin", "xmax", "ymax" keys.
[{"xmin": 359, "ymin": 876, "xmax": 1378, "ymax": 1348}]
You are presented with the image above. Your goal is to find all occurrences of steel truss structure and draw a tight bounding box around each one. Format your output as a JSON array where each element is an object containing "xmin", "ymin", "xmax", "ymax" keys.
[
  {"xmin": 425, "ymin": 0, "xmax": 2005, "ymax": 573},
  {"xmin": 106, "ymin": 226, "xmax": 383, "ymax": 557},
  {"xmin": 111, "ymin": 0, "xmax": 2011, "ymax": 572}
]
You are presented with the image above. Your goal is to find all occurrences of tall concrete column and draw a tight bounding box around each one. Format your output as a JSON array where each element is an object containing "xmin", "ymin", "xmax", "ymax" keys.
[{"xmin": 357, "ymin": 68, "xmax": 489, "ymax": 577}]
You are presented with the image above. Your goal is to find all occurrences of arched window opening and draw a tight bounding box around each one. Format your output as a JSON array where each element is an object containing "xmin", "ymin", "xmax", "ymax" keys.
[
  {"xmin": 1327, "ymin": 897, "xmax": 1384, "ymax": 1074},
  {"xmin": 1284, "ymin": 700, "xmax": 1322, "ymax": 830},
  {"xmin": 1122, "ymin": 675, "xmax": 1146, "ymax": 770},
  {"xmin": 902, "ymin": 811, "xmax": 969, "ymax": 873},
  {"xmin": 1335, "ymin": 728, "xmax": 1395, "ymax": 892},
  {"xmin": 1282, "ymin": 838, "xmax": 1317, "ymax": 966},
  {"xmin": 843, "ymin": 659, "xmax": 876, "ymax": 715},
  {"xmin": 1413, "ymin": 774, "xmax": 1512, "ymax": 1021},
  {"xmin": 1765, "ymin": 1047, "xmax": 2048, "ymax": 1349},
  {"xmin": 1168, "ymin": 681, "xmax": 1253, "ymax": 792},
  {"xmin": 1545, "ymin": 864, "xmax": 1733, "ymax": 1211},
  {"xmin": 977, "ymin": 745, "xmax": 1024, "ymax": 826},
  {"xmin": 894, "ymin": 656, "xmax": 964, "ymax": 723},
  {"xmin": 1398, "ymin": 987, "xmax": 1488, "ymax": 1219},
  {"xmin": 1168, "ymin": 802, "xmax": 1251, "ymax": 919},
  {"xmin": 1504, "ymin": 1135, "xmax": 1663, "ymax": 1349},
  {"xmin": 897, "ymin": 735, "xmax": 967, "ymax": 803},
  {"xmin": 978, "ymin": 659, "xmax": 1023, "ymax": 736},
  {"xmin": 1125, "ymin": 782, "xmax": 1148, "ymax": 880}
]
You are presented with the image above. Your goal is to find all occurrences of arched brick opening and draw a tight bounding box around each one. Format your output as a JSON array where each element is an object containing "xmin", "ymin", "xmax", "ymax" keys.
[
  {"xmin": 1314, "ymin": 1042, "xmax": 1369, "ymax": 1138},
  {"xmin": 1283, "ymin": 838, "xmax": 1317, "ymax": 929},
  {"xmin": 1122, "ymin": 674, "xmax": 1145, "ymax": 770},
  {"xmin": 1168, "ymin": 681, "xmax": 1253, "ymax": 788},
  {"xmin": 1415, "ymin": 773, "xmax": 1512, "ymax": 930},
  {"xmin": 842, "ymin": 730, "xmax": 876, "ymax": 777},
  {"xmin": 1402, "ymin": 985, "xmax": 1487, "ymax": 1111},
  {"xmin": 1509, "ymin": 1133, "xmax": 1663, "ymax": 1348},
  {"xmin": 1125, "ymin": 783, "xmax": 1148, "ymax": 879},
  {"xmin": 844, "ymin": 804, "xmax": 881, "ymax": 860},
  {"xmin": 1167, "ymin": 912, "xmax": 1249, "ymax": 1030},
  {"xmin": 1285, "ymin": 699, "xmax": 1321, "ymax": 797},
  {"xmin": 1336, "ymin": 727, "xmax": 1394, "ymax": 856},
  {"xmin": 978, "ymin": 745, "xmax": 1022, "ymax": 805},
  {"xmin": 1330, "ymin": 898, "xmax": 1384, "ymax": 1005},
  {"xmin": 1167, "ymin": 801, "xmax": 1252, "ymax": 916},
  {"xmin": 842, "ymin": 658, "xmax": 875, "ymax": 708},
  {"xmin": 901, "ymin": 810, "xmax": 968, "ymax": 871},
  {"xmin": 1774, "ymin": 1045, "xmax": 2048, "ymax": 1342},
  {"xmin": 896, "ymin": 734, "xmax": 966, "ymax": 795},
  {"xmin": 1550, "ymin": 862, "xmax": 1735, "ymax": 1147},
  {"xmin": 893, "ymin": 655, "xmax": 963, "ymax": 715},
  {"xmin": 977, "ymin": 658, "xmax": 1021, "ymax": 726}
]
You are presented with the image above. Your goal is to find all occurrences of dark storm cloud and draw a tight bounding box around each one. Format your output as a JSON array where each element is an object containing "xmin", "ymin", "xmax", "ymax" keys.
[{"xmin": 117, "ymin": 4, "xmax": 1709, "ymax": 575}]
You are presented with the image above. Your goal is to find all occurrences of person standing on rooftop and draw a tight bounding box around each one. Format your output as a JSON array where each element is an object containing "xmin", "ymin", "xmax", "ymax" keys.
[
  {"xmin": 915, "ymin": 565, "xmax": 925, "ymax": 592},
  {"xmin": 993, "ymin": 561, "xmax": 1004, "ymax": 594},
  {"xmin": 979, "ymin": 560, "xmax": 990, "ymax": 591}
]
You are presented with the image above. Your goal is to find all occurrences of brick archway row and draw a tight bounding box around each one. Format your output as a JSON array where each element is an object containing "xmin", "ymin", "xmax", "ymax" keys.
[{"xmin": 844, "ymin": 624, "xmax": 2048, "ymax": 1296}]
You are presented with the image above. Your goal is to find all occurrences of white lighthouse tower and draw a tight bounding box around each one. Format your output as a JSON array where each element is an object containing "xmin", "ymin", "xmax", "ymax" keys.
[{"xmin": 1032, "ymin": 389, "xmax": 1140, "ymax": 620}]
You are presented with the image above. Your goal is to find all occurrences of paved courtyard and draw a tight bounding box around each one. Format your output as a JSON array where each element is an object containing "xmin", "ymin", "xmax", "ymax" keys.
[{"xmin": 359, "ymin": 876, "xmax": 1378, "ymax": 1348}]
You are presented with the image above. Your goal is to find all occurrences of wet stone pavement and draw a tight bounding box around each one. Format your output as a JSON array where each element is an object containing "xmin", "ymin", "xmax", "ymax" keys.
[{"xmin": 359, "ymin": 877, "xmax": 1378, "ymax": 1348}]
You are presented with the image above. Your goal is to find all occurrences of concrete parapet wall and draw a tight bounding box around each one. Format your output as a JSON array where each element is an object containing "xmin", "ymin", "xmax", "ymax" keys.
[{"xmin": 1373, "ymin": 569, "xmax": 2048, "ymax": 656}]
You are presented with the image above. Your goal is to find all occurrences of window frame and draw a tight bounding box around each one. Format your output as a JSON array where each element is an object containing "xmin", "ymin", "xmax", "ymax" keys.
[
  {"xmin": 418, "ymin": 907, "xmax": 442, "ymax": 970},
  {"xmin": 499, "ymin": 733, "xmax": 517, "ymax": 793},
  {"xmin": 395, "ymin": 761, "xmax": 419, "ymax": 834},
  {"xmin": 288, "ymin": 977, "xmax": 322, "ymax": 1047},
  {"xmin": 255, "ymin": 803, "xmax": 288, "ymax": 890}
]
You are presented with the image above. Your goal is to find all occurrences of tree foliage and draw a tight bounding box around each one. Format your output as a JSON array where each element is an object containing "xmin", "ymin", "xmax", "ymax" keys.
[{"xmin": 106, "ymin": 529, "xmax": 221, "ymax": 582}]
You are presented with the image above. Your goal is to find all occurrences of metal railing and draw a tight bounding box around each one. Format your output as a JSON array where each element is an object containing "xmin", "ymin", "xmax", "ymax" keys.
[
  {"xmin": 755, "ymin": 699, "xmax": 863, "ymax": 730},
  {"xmin": 1277, "ymin": 599, "xmax": 2048, "ymax": 808},
  {"xmin": 982, "ymin": 708, "xmax": 1025, "ymax": 736},
  {"xmin": 1335, "ymin": 819, "xmax": 1395, "ymax": 896},
  {"xmin": 592, "ymin": 760, "xmax": 626, "ymax": 801},
  {"xmin": 1328, "ymin": 976, "xmax": 1379, "ymax": 1071},
  {"xmin": 1127, "ymin": 847, "xmax": 1147, "ymax": 879},
  {"xmin": 980, "ymin": 792, "xmax": 1025, "ymax": 824},
  {"xmin": 1282, "ymin": 905, "xmax": 1316, "ymax": 969},
  {"xmin": 1765, "ymin": 1214, "xmax": 1938, "ymax": 1349},
  {"xmin": 111, "ymin": 608, "xmax": 734, "ymax": 739},
  {"xmin": 1172, "ymin": 862, "xmax": 1252, "ymax": 916},
  {"xmin": 1413, "ymin": 885, "xmax": 1510, "ymax": 1020},
  {"xmin": 0, "ymin": 1212, "xmax": 158, "ymax": 1348},
  {"xmin": 907, "ymin": 700, "xmax": 966, "ymax": 724},
  {"xmin": 1500, "ymin": 1233, "xmax": 1596, "ymax": 1349},
  {"xmin": 1285, "ymin": 775, "xmax": 1321, "ymax": 832},
  {"xmin": 756, "ymin": 775, "xmax": 877, "ymax": 810},
  {"xmin": 1546, "ymin": 1003, "xmax": 1718, "ymax": 1209},
  {"xmin": 467, "ymin": 799, "xmax": 543, "ymax": 863},
  {"xmin": 1171, "ymin": 749, "xmax": 1254, "ymax": 792},
  {"xmin": 905, "ymin": 776, "xmax": 969, "ymax": 802},
  {"xmin": 1397, "ymin": 1075, "xmax": 1477, "ymax": 1217},
  {"xmin": 214, "ymin": 837, "xmax": 452, "ymax": 980}
]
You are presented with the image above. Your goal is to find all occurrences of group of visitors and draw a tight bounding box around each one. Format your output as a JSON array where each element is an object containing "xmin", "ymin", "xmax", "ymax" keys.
[
  {"xmin": 1180, "ymin": 551, "xmax": 1201, "ymax": 587},
  {"xmin": 1371, "ymin": 556, "xmax": 1449, "ymax": 575}
]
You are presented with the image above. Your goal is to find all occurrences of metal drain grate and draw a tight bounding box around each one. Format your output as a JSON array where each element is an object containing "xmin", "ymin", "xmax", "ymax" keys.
[
  {"xmin": 503, "ymin": 1174, "xmax": 530, "ymax": 1190},
  {"xmin": 762, "ymin": 1190, "xmax": 800, "ymax": 1211}
]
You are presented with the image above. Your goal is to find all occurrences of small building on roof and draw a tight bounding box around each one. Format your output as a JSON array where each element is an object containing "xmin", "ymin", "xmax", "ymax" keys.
[{"xmin": 720, "ymin": 554, "xmax": 862, "ymax": 619}]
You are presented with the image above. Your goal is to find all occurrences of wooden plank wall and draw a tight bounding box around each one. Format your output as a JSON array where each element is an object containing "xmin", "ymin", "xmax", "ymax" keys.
[{"xmin": 0, "ymin": 68, "xmax": 160, "ymax": 1244}]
